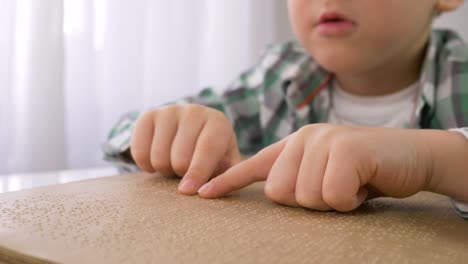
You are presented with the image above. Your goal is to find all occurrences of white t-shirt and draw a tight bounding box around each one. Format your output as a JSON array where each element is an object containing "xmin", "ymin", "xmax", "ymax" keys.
[
  {"xmin": 328, "ymin": 81, "xmax": 420, "ymax": 128},
  {"xmin": 326, "ymin": 81, "xmax": 468, "ymax": 218}
]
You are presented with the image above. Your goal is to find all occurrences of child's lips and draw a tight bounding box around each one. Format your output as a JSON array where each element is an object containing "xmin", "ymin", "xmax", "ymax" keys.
[{"xmin": 315, "ymin": 11, "xmax": 357, "ymax": 36}]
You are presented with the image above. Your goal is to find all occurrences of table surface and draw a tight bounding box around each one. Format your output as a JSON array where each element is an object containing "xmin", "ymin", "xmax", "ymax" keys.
[
  {"xmin": 0, "ymin": 167, "xmax": 119, "ymax": 194},
  {"xmin": 1, "ymin": 173, "xmax": 467, "ymax": 264}
]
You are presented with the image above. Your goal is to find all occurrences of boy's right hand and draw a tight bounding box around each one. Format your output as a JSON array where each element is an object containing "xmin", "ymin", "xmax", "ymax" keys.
[{"xmin": 130, "ymin": 104, "xmax": 242, "ymax": 195}]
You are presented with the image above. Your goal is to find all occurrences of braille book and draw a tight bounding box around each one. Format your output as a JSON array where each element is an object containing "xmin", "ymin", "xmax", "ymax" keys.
[{"xmin": 0, "ymin": 173, "xmax": 467, "ymax": 264}]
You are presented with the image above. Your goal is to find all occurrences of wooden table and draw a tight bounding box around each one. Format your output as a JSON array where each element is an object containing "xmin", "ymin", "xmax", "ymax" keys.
[{"xmin": 0, "ymin": 171, "xmax": 467, "ymax": 264}]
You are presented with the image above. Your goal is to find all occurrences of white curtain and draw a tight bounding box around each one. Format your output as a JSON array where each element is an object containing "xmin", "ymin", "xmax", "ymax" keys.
[
  {"xmin": 0, "ymin": 0, "xmax": 291, "ymax": 174},
  {"xmin": 1, "ymin": 0, "xmax": 466, "ymax": 175}
]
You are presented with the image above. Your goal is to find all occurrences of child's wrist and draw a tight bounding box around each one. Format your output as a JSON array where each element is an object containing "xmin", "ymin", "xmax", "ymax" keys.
[
  {"xmin": 410, "ymin": 130, "xmax": 437, "ymax": 193},
  {"xmin": 421, "ymin": 130, "xmax": 468, "ymax": 201}
]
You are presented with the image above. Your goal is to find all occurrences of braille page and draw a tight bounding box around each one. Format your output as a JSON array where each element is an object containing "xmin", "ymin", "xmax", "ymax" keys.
[{"xmin": 0, "ymin": 173, "xmax": 467, "ymax": 264}]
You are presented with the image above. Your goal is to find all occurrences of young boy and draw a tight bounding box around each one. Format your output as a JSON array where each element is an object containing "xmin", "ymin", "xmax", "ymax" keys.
[{"xmin": 104, "ymin": 0, "xmax": 468, "ymax": 218}]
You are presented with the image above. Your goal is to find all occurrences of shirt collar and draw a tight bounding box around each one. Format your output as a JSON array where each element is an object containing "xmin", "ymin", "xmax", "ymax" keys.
[
  {"xmin": 283, "ymin": 29, "xmax": 468, "ymax": 115},
  {"xmin": 279, "ymin": 42, "xmax": 331, "ymax": 111},
  {"xmin": 419, "ymin": 29, "xmax": 468, "ymax": 110}
]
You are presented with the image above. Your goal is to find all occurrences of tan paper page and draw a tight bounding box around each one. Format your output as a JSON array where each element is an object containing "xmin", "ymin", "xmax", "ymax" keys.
[{"xmin": 0, "ymin": 173, "xmax": 467, "ymax": 264}]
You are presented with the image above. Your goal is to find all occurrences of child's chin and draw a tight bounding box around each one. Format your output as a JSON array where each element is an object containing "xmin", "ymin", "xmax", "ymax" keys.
[
  {"xmin": 311, "ymin": 49, "xmax": 367, "ymax": 73},
  {"xmin": 317, "ymin": 60, "xmax": 366, "ymax": 75}
]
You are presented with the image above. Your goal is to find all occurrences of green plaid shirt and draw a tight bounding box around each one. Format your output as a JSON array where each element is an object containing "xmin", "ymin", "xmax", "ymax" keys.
[{"xmin": 103, "ymin": 29, "xmax": 468, "ymax": 217}]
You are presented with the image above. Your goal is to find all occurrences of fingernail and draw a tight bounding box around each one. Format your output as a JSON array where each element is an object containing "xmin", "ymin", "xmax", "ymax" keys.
[
  {"xmin": 197, "ymin": 183, "xmax": 210, "ymax": 194},
  {"xmin": 178, "ymin": 180, "xmax": 197, "ymax": 194}
]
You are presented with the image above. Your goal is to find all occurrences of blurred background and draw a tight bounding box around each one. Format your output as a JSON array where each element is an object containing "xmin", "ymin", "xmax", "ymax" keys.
[{"xmin": 0, "ymin": 0, "xmax": 467, "ymax": 174}]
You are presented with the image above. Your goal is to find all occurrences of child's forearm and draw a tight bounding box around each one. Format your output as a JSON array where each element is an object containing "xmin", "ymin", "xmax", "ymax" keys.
[{"xmin": 423, "ymin": 130, "xmax": 468, "ymax": 202}]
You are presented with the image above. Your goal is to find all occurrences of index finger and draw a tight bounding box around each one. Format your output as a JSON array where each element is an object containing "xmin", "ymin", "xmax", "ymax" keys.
[{"xmin": 197, "ymin": 139, "xmax": 286, "ymax": 198}]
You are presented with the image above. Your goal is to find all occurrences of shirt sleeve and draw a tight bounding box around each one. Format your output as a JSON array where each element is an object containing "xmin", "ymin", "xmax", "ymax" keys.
[
  {"xmin": 429, "ymin": 31, "xmax": 468, "ymax": 220},
  {"xmin": 102, "ymin": 111, "xmax": 141, "ymax": 173},
  {"xmin": 447, "ymin": 128, "xmax": 468, "ymax": 220},
  {"xmin": 452, "ymin": 199, "xmax": 468, "ymax": 219},
  {"xmin": 102, "ymin": 44, "xmax": 286, "ymax": 170}
]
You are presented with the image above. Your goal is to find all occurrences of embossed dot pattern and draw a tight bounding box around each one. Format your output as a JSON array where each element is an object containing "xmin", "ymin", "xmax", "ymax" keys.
[{"xmin": 0, "ymin": 173, "xmax": 467, "ymax": 264}]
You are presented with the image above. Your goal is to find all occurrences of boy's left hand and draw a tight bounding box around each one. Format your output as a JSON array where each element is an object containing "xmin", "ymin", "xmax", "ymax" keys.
[{"xmin": 198, "ymin": 124, "xmax": 434, "ymax": 212}]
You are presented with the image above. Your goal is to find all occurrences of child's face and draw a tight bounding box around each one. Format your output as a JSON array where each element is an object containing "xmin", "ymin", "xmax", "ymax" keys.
[{"xmin": 288, "ymin": 0, "xmax": 459, "ymax": 75}]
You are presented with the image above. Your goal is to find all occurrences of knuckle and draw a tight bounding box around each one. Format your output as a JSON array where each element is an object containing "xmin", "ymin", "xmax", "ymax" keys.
[
  {"xmin": 186, "ymin": 165, "xmax": 206, "ymax": 180},
  {"xmin": 158, "ymin": 105, "xmax": 179, "ymax": 117},
  {"xmin": 297, "ymin": 123, "xmax": 337, "ymax": 140},
  {"xmin": 295, "ymin": 192, "xmax": 328, "ymax": 211},
  {"xmin": 135, "ymin": 110, "xmax": 156, "ymax": 128},
  {"xmin": 206, "ymin": 108, "xmax": 229, "ymax": 123},
  {"xmin": 130, "ymin": 146, "xmax": 144, "ymax": 161},
  {"xmin": 211, "ymin": 108, "xmax": 227, "ymax": 119},
  {"xmin": 183, "ymin": 104, "xmax": 227, "ymax": 124},
  {"xmin": 331, "ymin": 135, "xmax": 355, "ymax": 154},
  {"xmin": 264, "ymin": 183, "xmax": 290, "ymax": 204},
  {"xmin": 297, "ymin": 125, "xmax": 314, "ymax": 136},
  {"xmin": 138, "ymin": 111, "xmax": 151, "ymax": 121},
  {"xmin": 298, "ymin": 123, "xmax": 325, "ymax": 132},
  {"xmin": 131, "ymin": 149, "xmax": 149, "ymax": 169},
  {"xmin": 183, "ymin": 106, "xmax": 201, "ymax": 119},
  {"xmin": 183, "ymin": 104, "xmax": 206, "ymax": 116},
  {"xmin": 197, "ymin": 141, "xmax": 219, "ymax": 154},
  {"xmin": 150, "ymin": 156, "xmax": 171, "ymax": 173},
  {"xmin": 171, "ymin": 158, "xmax": 190, "ymax": 176},
  {"xmin": 322, "ymin": 188, "xmax": 353, "ymax": 212}
]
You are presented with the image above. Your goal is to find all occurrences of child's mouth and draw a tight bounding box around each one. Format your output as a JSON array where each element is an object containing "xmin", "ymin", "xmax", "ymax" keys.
[{"xmin": 316, "ymin": 11, "xmax": 357, "ymax": 36}]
